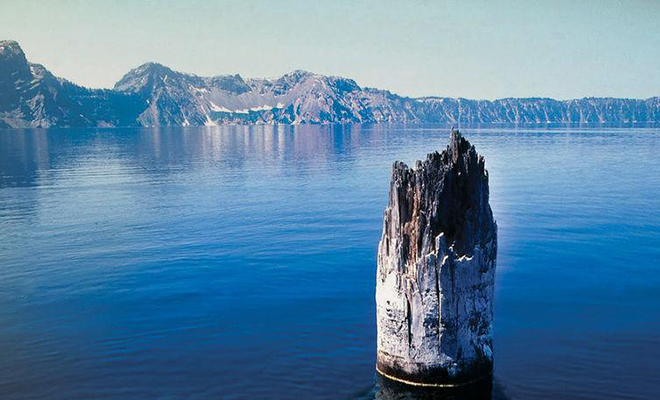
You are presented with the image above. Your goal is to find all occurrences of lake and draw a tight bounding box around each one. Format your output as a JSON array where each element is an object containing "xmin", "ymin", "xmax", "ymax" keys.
[{"xmin": 1, "ymin": 125, "xmax": 659, "ymax": 400}]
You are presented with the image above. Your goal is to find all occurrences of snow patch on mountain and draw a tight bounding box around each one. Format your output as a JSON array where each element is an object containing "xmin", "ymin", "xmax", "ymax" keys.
[{"xmin": 209, "ymin": 101, "xmax": 231, "ymax": 113}]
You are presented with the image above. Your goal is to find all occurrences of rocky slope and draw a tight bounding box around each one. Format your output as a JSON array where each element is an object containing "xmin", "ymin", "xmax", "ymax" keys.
[
  {"xmin": 0, "ymin": 40, "xmax": 144, "ymax": 128},
  {"xmin": 376, "ymin": 129, "xmax": 497, "ymax": 386},
  {"xmin": 1, "ymin": 39, "xmax": 659, "ymax": 128}
]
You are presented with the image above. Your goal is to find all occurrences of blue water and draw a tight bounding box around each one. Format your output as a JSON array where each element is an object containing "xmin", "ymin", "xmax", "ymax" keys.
[{"xmin": 1, "ymin": 125, "xmax": 659, "ymax": 400}]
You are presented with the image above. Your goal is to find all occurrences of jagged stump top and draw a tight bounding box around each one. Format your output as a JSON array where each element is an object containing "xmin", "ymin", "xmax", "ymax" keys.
[{"xmin": 385, "ymin": 129, "xmax": 495, "ymax": 262}]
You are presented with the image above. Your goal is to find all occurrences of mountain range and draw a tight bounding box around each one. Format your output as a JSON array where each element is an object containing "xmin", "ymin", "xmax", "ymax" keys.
[{"xmin": 1, "ymin": 40, "xmax": 659, "ymax": 128}]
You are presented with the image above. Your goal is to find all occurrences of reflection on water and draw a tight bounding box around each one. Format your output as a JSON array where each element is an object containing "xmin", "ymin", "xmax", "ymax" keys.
[
  {"xmin": 0, "ymin": 124, "xmax": 399, "ymax": 189},
  {"xmin": 1, "ymin": 125, "xmax": 660, "ymax": 399},
  {"xmin": 372, "ymin": 375, "xmax": 496, "ymax": 400},
  {"xmin": 352, "ymin": 374, "xmax": 513, "ymax": 400}
]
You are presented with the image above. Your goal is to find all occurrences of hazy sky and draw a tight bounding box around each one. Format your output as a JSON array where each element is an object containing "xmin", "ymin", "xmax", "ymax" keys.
[{"xmin": 1, "ymin": 0, "xmax": 659, "ymax": 99}]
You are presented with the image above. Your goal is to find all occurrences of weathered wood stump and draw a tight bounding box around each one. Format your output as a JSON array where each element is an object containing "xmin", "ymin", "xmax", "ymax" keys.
[{"xmin": 376, "ymin": 129, "xmax": 497, "ymax": 387}]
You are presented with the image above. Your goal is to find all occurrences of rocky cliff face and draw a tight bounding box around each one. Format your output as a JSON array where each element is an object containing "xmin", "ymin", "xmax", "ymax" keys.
[
  {"xmin": 113, "ymin": 65, "xmax": 373, "ymax": 126},
  {"xmin": 376, "ymin": 129, "xmax": 497, "ymax": 386},
  {"xmin": 0, "ymin": 40, "xmax": 143, "ymax": 128},
  {"xmin": 2, "ymin": 39, "xmax": 660, "ymax": 128}
]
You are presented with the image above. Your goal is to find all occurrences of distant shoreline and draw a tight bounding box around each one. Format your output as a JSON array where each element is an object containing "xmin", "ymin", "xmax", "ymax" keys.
[{"xmin": 2, "ymin": 40, "xmax": 660, "ymax": 129}]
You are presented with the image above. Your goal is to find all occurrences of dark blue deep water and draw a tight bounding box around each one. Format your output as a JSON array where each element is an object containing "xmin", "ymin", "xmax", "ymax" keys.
[{"xmin": 1, "ymin": 125, "xmax": 659, "ymax": 400}]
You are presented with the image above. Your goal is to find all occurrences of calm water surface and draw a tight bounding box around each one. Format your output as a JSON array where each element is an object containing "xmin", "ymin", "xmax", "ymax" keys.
[{"xmin": 0, "ymin": 125, "xmax": 659, "ymax": 400}]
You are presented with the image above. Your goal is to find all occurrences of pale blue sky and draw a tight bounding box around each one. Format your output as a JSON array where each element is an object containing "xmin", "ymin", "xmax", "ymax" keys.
[{"xmin": 1, "ymin": 0, "xmax": 659, "ymax": 99}]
